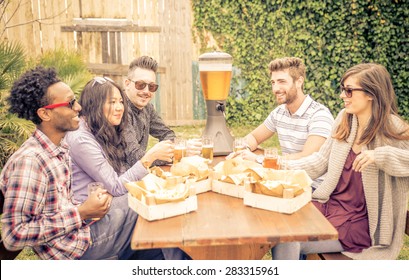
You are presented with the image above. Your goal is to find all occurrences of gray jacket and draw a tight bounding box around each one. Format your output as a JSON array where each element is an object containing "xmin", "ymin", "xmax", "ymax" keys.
[{"xmin": 289, "ymin": 109, "xmax": 409, "ymax": 259}]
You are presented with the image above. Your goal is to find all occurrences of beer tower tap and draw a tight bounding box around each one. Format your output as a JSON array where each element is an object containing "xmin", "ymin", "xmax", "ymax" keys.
[{"xmin": 199, "ymin": 51, "xmax": 234, "ymax": 155}]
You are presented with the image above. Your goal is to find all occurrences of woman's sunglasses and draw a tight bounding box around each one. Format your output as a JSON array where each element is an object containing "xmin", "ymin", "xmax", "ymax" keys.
[
  {"xmin": 42, "ymin": 97, "xmax": 77, "ymax": 110},
  {"xmin": 129, "ymin": 79, "xmax": 159, "ymax": 92},
  {"xmin": 91, "ymin": 76, "xmax": 115, "ymax": 87},
  {"xmin": 340, "ymin": 86, "xmax": 366, "ymax": 98}
]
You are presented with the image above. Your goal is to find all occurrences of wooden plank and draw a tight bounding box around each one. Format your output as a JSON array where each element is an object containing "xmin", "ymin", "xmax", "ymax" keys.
[
  {"xmin": 101, "ymin": 32, "xmax": 108, "ymax": 63},
  {"xmin": 159, "ymin": 1, "xmax": 172, "ymax": 121},
  {"xmin": 86, "ymin": 63, "xmax": 165, "ymax": 75},
  {"xmin": 56, "ymin": 0, "xmax": 73, "ymax": 49},
  {"xmin": 109, "ymin": 32, "xmax": 117, "ymax": 63},
  {"xmin": 61, "ymin": 25, "xmax": 161, "ymax": 32},
  {"xmin": 39, "ymin": 0, "xmax": 56, "ymax": 51},
  {"xmin": 72, "ymin": 18, "xmax": 133, "ymax": 26},
  {"xmin": 116, "ymin": 32, "xmax": 122, "ymax": 64},
  {"xmin": 158, "ymin": 0, "xmax": 193, "ymax": 123},
  {"xmin": 182, "ymin": 244, "xmax": 273, "ymax": 260}
]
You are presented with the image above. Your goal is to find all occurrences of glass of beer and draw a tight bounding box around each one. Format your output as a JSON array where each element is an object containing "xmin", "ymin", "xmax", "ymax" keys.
[
  {"xmin": 263, "ymin": 148, "xmax": 279, "ymax": 169},
  {"xmin": 173, "ymin": 138, "xmax": 187, "ymax": 164},
  {"xmin": 233, "ymin": 138, "xmax": 246, "ymax": 152},
  {"xmin": 201, "ymin": 136, "xmax": 214, "ymax": 163}
]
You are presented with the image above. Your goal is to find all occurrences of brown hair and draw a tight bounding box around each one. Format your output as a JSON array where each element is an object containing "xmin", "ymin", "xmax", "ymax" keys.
[
  {"xmin": 128, "ymin": 56, "xmax": 158, "ymax": 77},
  {"xmin": 334, "ymin": 63, "xmax": 409, "ymax": 144},
  {"xmin": 268, "ymin": 57, "xmax": 306, "ymax": 83}
]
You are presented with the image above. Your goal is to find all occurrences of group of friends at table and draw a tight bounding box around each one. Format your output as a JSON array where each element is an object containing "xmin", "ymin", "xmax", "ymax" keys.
[{"xmin": 1, "ymin": 55, "xmax": 408, "ymax": 260}]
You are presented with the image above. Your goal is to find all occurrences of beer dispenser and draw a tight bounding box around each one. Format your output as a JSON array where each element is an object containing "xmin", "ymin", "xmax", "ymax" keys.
[{"xmin": 198, "ymin": 51, "xmax": 234, "ymax": 156}]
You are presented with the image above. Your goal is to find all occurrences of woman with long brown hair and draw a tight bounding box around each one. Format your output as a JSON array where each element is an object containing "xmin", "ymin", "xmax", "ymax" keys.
[
  {"xmin": 65, "ymin": 77, "xmax": 190, "ymax": 260},
  {"xmin": 272, "ymin": 63, "xmax": 409, "ymax": 259}
]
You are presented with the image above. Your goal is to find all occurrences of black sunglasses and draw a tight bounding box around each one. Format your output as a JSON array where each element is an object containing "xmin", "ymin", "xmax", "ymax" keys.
[
  {"xmin": 340, "ymin": 86, "xmax": 366, "ymax": 98},
  {"xmin": 42, "ymin": 97, "xmax": 77, "ymax": 110},
  {"xmin": 129, "ymin": 79, "xmax": 159, "ymax": 92}
]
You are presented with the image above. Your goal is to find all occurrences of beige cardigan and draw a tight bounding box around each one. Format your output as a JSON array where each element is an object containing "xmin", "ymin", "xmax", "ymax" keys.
[{"xmin": 289, "ymin": 109, "xmax": 409, "ymax": 259}]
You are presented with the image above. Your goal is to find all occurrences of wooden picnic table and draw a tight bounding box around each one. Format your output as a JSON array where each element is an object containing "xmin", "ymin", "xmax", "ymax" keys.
[{"xmin": 131, "ymin": 154, "xmax": 338, "ymax": 260}]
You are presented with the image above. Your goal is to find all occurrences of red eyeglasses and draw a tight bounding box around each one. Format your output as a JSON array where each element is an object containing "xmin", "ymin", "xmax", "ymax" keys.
[
  {"xmin": 42, "ymin": 97, "xmax": 77, "ymax": 109},
  {"xmin": 129, "ymin": 79, "xmax": 159, "ymax": 92},
  {"xmin": 340, "ymin": 86, "xmax": 366, "ymax": 98}
]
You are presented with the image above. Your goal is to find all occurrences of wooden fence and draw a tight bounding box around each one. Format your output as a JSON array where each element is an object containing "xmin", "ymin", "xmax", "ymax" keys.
[{"xmin": 0, "ymin": 0, "xmax": 205, "ymax": 125}]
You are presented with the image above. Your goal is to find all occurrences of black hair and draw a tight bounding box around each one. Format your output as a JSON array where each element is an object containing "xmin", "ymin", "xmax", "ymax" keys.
[
  {"xmin": 79, "ymin": 78, "xmax": 129, "ymax": 173},
  {"xmin": 8, "ymin": 66, "xmax": 61, "ymax": 124}
]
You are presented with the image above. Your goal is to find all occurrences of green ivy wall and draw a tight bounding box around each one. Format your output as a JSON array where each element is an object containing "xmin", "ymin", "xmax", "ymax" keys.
[{"xmin": 192, "ymin": 0, "xmax": 408, "ymax": 126}]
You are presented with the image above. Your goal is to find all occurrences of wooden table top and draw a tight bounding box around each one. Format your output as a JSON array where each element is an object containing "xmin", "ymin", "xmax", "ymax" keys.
[
  {"xmin": 131, "ymin": 191, "xmax": 338, "ymax": 247},
  {"xmin": 131, "ymin": 154, "xmax": 338, "ymax": 259}
]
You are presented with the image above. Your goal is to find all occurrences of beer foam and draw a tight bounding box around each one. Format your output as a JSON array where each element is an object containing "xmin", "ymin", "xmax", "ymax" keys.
[{"xmin": 199, "ymin": 63, "xmax": 232, "ymax": 71}]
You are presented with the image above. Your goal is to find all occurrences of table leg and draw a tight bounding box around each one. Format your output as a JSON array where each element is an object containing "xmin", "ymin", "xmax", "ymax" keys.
[{"xmin": 181, "ymin": 243, "xmax": 274, "ymax": 260}]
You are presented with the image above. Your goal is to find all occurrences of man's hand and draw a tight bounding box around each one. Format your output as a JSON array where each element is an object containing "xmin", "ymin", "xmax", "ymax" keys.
[
  {"xmin": 186, "ymin": 138, "xmax": 202, "ymax": 156},
  {"xmin": 78, "ymin": 189, "xmax": 113, "ymax": 220},
  {"xmin": 226, "ymin": 149, "xmax": 258, "ymax": 162},
  {"xmin": 145, "ymin": 140, "xmax": 174, "ymax": 163}
]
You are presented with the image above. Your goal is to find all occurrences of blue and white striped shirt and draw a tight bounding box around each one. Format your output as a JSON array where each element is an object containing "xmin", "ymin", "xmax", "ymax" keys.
[
  {"xmin": 264, "ymin": 95, "xmax": 334, "ymax": 155},
  {"xmin": 264, "ymin": 95, "xmax": 334, "ymax": 188}
]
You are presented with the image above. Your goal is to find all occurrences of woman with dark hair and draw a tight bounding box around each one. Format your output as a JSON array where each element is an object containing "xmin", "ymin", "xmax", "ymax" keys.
[
  {"xmin": 272, "ymin": 63, "xmax": 409, "ymax": 259},
  {"xmin": 65, "ymin": 77, "xmax": 191, "ymax": 260},
  {"xmin": 65, "ymin": 77, "xmax": 150, "ymax": 202}
]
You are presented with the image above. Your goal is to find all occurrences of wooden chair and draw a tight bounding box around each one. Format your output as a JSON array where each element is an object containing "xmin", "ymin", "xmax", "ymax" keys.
[
  {"xmin": 318, "ymin": 210, "xmax": 409, "ymax": 260},
  {"xmin": 0, "ymin": 191, "xmax": 23, "ymax": 260}
]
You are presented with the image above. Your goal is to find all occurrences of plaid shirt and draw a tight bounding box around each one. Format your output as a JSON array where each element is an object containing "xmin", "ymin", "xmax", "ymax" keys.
[
  {"xmin": 0, "ymin": 129, "xmax": 90, "ymax": 259},
  {"xmin": 123, "ymin": 98, "xmax": 175, "ymax": 167}
]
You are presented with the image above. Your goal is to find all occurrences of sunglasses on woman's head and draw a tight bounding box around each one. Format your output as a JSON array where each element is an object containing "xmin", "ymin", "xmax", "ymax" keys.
[
  {"xmin": 128, "ymin": 79, "xmax": 159, "ymax": 92},
  {"xmin": 91, "ymin": 76, "xmax": 115, "ymax": 87},
  {"xmin": 42, "ymin": 97, "xmax": 77, "ymax": 110},
  {"xmin": 340, "ymin": 86, "xmax": 366, "ymax": 98}
]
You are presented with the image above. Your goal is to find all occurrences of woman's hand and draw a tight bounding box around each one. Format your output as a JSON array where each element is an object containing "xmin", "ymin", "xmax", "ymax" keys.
[{"xmin": 352, "ymin": 149, "xmax": 375, "ymax": 172}]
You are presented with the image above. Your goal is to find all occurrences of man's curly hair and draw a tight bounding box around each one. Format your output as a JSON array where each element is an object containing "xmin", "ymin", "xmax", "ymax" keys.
[{"xmin": 8, "ymin": 66, "xmax": 61, "ymax": 124}]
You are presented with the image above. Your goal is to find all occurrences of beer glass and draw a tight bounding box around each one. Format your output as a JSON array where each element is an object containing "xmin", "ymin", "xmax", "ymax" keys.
[
  {"xmin": 201, "ymin": 136, "xmax": 214, "ymax": 163},
  {"xmin": 263, "ymin": 148, "xmax": 279, "ymax": 169},
  {"xmin": 233, "ymin": 138, "xmax": 246, "ymax": 152},
  {"xmin": 173, "ymin": 138, "xmax": 187, "ymax": 164}
]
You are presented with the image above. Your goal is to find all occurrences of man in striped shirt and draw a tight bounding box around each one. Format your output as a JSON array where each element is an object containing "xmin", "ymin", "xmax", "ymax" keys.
[{"xmin": 237, "ymin": 57, "xmax": 334, "ymax": 189}]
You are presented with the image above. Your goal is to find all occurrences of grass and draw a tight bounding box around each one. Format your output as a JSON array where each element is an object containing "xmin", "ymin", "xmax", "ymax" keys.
[{"xmin": 2, "ymin": 124, "xmax": 408, "ymax": 260}]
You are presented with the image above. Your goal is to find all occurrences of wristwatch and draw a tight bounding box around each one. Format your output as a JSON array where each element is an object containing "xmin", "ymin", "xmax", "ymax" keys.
[{"xmin": 256, "ymin": 155, "xmax": 264, "ymax": 164}]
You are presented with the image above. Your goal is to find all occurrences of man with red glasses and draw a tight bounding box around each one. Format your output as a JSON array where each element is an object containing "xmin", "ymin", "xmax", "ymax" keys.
[
  {"xmin": 0, "ymin": 66, "xmax": 165, "ymax": 260},
  {"xmin": 123, "ymin": 56, "xmax": 177, "ymax": 168}
]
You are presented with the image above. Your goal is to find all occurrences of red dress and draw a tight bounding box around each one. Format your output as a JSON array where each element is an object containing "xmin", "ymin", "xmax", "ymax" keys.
[{"xmin": 313, "ymin": 149, "xmax": 371, "ymax": 253}]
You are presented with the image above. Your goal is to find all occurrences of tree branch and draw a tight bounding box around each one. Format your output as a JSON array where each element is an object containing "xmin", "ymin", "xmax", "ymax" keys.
[{"xmin": 1, "ymin": 0, "xmax": 71, "ymax": 38}]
